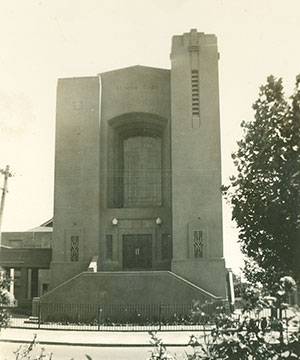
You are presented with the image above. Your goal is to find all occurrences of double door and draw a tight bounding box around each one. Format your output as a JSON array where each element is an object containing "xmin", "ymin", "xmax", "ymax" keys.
[{"xmin": 122, "ymin": 234, "xmax": 152, "ymax": 270}]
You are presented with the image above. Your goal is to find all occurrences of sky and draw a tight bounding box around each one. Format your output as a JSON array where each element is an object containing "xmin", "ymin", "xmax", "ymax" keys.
[{"xmin": 1, "ymin": 0, "xmax": 300, "ymax": 272}]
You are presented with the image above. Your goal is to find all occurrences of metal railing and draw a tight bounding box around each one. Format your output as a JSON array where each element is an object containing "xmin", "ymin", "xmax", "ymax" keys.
[{"xmin": 7, "ymin": 301, "xmax": 223, "ymax": 331}]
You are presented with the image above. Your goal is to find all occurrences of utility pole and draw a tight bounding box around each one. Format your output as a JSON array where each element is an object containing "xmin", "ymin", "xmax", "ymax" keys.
[{"xmin": 0, "ymin": 165, "xmax": 12, "ymax": 251}]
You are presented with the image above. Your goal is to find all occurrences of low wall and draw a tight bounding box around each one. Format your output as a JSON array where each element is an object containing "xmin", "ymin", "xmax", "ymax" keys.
[
  {"xmin": 171, "ymin": 258, "xmax": 227, "ymax": 298},
  {"xmin": 36, "ymin": 271, "xmax": 223, "ymax": 323},
  {"xmin": 41, "ymin": 271, "xmax": 221, "ymax": 305}
]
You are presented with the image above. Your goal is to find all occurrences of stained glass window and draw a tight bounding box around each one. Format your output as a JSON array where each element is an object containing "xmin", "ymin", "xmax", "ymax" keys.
[{"xmin": 123, "ymin": 136, "xmax": 162, "ymax": 207}]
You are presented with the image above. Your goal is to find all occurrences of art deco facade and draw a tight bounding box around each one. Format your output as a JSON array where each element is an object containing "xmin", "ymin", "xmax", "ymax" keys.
[{"xmin": 1, "ymin": 30, "xmax": 226, "ymax": 305}]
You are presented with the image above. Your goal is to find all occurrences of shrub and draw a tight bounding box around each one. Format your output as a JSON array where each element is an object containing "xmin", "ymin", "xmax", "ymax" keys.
[
  {"xmin": 0, "ymin": 267, "xmax": 15, "ymax": 331},
  {"xmin": 148, "ymin": 276, "xmax": 300, "ymax": 360}
]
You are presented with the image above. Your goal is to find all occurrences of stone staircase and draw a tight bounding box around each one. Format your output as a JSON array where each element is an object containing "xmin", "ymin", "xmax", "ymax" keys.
[{"xmin": 40, "ymin": 270, "xmax": 222, "ymax": 305}]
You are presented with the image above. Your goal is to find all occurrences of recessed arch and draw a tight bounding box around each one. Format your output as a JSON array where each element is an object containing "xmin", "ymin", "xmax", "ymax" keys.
[
  {"xmin": 108, "ymin": 112, "xmax": 168, "ymax": 129},
  {"xmin": 107, "ymin": 112, "xmax": 169, "ymax": 208}
]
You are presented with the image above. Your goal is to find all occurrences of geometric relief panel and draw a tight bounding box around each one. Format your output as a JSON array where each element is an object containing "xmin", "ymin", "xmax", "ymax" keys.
[
  {"xmin": 193, "ymin": 230, "xmax": 203, "ymax": 258},
  {"xmin": 70, "ymin": 235, "xmax": 79, "ymax": 262}
]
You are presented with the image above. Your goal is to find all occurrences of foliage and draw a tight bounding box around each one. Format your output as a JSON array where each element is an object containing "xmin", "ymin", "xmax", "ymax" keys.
[
  {"xmin": 232, "ymin": 273, "xmax": 248, "ymax": 298},
  {"xmin": 147, "ymin": 276, "xmax": 300, "ymax": 360},
  {"xmin": 148, "ymin": 332, "xmax": 176, "ymax": 360},
  {"xmin": 14, "ymin": 334, "xmax": 53, "ymax": 360},
  {"xmin": 222, "ymin": 75, "xmax": 300, "ymax": 287},
  {"xmin": 10, "ymin": 276, "xmax": 300, "ymax": 359},
  {"xmin": 13, "ymin": 334, "xmax": 93, "ymax": 360},
  {"xmin": 0, "ymin": 267, "xmax": 15, "ymax": 331}
]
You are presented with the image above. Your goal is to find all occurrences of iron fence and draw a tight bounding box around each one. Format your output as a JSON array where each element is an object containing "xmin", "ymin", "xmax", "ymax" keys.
[
  {"xmin": 6, "ymin": 301, "xmax": 224, "ymax": 331},
  {"xmin": 6, "ymin": 302, "xmax": 295, "ymax": 333}
]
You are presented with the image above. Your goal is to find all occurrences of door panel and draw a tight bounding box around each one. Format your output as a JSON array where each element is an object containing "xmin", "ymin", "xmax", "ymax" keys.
[
  {"xmin": 123, "ymin": 234, "xmax": 152, "ymax": 270},
  {"xmin": 122, "ymin": 235, "xmax": 137, "ymax": 269}
]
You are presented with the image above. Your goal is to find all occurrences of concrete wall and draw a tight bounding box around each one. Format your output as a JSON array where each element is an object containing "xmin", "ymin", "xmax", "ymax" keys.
[
  {"xmin": 51, "ymin": 66, "xmax": 172, "ymax": 286},
  {"xmin": 172, "ymin": 259, "xmax": 226, "ymax": 297},
  {"xmin": 0, "ymin": 248, "xmax": 52, "ymax": 268},
  {"xmin": 100, "ymin": 66, "xmax": 170, "ymax": 120},
  {"xmin": 38, "ymin": 269, "xmax": 50, "ymax": 296},
  {"xmin": 50, "ymin": 260, "xmax": 89, "ymax": 289},
  {"xmin": 51, "ymin": 76, "xmax": 100, "ymax": 287},
  {"xmin": 170, "ymin": 30, "xmax": 223, "ymax": 260}
]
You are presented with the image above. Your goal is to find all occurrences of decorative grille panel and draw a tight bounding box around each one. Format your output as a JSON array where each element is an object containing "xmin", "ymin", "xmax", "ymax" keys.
[
  {"xmin": 70, "ymin": 236, "xmax": 79, "ymax": 262},
  {"xmin": 193, "ymin": 230, "xmax": 203, "ymax": 258}
]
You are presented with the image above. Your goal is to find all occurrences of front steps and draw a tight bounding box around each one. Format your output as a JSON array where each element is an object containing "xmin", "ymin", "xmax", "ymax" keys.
[{"xmin": 40, "ymin": 270, "xmax": 222, "ymax": 305}]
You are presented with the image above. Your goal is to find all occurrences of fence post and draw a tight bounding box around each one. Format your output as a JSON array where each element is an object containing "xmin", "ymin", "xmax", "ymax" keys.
[
  {"xmin": 279, "ymin": 308, "xmax": 284, "ymax": 345},
  {"xmin": 38, "ymin": 301, "xmax": 41, "ymax": 329},
  {"xmin": 98, "ymin": 305, "xmax": 102, "ymax": 331},
  {"xmin": 158, "ymin": 303, "xmax": 162, "ymax": 331}
]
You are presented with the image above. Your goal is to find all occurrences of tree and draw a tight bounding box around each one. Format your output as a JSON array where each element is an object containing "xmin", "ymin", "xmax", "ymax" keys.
[
  {"xmin": 222, "ymin": 75, "xmax": 300, "ymax": 289},
  {"xmin": 147, "ymin": 277, "xmax": 300, "ymax": 360},
  {"xmin": 232, "ymin": 273, "xmax": 247, "ymax": 298}
]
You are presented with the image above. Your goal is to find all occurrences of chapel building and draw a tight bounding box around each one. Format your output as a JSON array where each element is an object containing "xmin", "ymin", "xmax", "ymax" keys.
[{"xmin": 1, "ymin": 30, "xmax": 226, "ymax": 305}]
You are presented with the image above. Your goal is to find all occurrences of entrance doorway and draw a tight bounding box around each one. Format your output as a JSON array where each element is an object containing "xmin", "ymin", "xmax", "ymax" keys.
[{"xmin": 122, "ymin": 234, "xmax": 152, "ymax": 270}]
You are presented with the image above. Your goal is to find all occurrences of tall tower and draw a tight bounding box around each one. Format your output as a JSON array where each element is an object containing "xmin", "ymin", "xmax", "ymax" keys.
[{"xmin": 170, "ymin": 30, "xmax": 226, "ymax": 297}]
